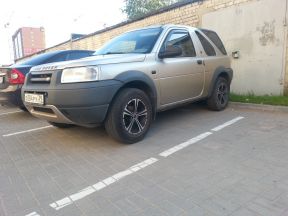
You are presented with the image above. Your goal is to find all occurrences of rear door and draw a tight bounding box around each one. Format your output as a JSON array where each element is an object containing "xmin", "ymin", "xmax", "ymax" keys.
[{"xmin": 157, "ymin": 29, "xmax": 205, "ymax": 105}]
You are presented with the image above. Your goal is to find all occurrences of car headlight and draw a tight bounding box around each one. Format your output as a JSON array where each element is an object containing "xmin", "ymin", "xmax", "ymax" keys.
[{"xmin": 61, "ymin": 66, "xmax": 99, "ymax": 83}]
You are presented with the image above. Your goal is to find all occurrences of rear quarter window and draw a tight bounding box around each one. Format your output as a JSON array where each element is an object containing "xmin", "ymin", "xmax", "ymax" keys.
[
  {"xmin": 201, "ymin": 30, "xmax": 227, "ymax": 55},
  {"xmin": 196, "ymin": 31, "xmax": 216, "ymax": 56}
]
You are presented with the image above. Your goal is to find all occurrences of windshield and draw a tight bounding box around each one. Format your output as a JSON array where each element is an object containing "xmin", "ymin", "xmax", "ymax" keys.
[{"xmin": 95, "ymin": 27, "xmax": 163, "ymax": 55}]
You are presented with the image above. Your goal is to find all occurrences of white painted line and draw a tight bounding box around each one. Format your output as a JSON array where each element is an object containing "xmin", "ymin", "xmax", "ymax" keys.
[
  {"xmin": 211, "ymin": 116, "xmax": 244, "ymax": 132},
  {"xmin": 159, "ymin": 132, "xmax": 213, "ymax": 157},
  {"xmin": 25, "ymin": 212, "xmax": 41, "ymax": 216},
  {"xmin": 3, "ymin": 125, "xmax": 53, "ymax": 137},
  {"xmin": 50, "ymin": 157, "xmax": 158, "ymax": 210},
  {"xmin": 24, "ymin": 116, "xmax": 245, "ymax": 213},
  {"xmin": 0, "ymin": 110, "xmax": 22, "ymax": 116}
]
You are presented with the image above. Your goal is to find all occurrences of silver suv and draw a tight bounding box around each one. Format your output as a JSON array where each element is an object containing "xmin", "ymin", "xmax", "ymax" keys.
[{"xmin": 22, "ymin": 24, "xmax": 233, "ymax": 143}]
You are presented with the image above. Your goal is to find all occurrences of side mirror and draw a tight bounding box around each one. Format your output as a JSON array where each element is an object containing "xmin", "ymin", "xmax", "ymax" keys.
[{"xmin": 158, "ymin": 45, "xmax": 182, "ymax": 59}]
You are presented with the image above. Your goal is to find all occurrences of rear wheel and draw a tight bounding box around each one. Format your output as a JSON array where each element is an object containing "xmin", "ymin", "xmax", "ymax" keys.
[
  {"xmin": 105, "ymin": 88, "xmax": 152, "ymax": 144},
  {"xmin": 48, "ymin": 121, "xmax": 73, "ymax": 128},
  {"xmin": 207, "ymin": 77, "xmax": 229, "ymax": 111}
]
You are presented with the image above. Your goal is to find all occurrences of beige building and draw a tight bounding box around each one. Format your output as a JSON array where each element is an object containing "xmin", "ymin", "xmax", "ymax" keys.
[{"xmin": 18, "ymin": 0, "xmax": 288, "ymax": 96}]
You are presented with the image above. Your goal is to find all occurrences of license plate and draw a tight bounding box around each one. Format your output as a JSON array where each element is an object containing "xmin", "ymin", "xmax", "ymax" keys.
[
  {"xmin": 0, "ymin": 77, "xmax": 3, "ymax": 84},
  {"xmin": 24, "ymin": 93, "xmax": 44, "ymax": 105}
]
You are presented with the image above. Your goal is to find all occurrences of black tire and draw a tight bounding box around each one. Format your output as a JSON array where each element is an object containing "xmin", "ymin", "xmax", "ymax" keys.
[
  {"xmin": 48, "ymin": 121, "xmax": 73, "ymax": 128},
  {"xmin": 105, "ymin": 88, "xmax": 153, "ymax": 144},
  {"xmin": 19, "ymin": 106, "xmax": 28, "ymax": 112},
  {"xmin": 207, "ymin": 77, "xmax": 230, "ymax": 111}
]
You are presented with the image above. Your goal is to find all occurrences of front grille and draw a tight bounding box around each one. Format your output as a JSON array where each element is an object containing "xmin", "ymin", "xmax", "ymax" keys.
[{"xmin": 30, "ymin": 72, "xmax": 52, "ymax": 84}]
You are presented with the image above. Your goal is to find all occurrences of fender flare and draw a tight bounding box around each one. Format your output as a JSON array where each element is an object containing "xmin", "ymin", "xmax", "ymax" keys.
[
  {"xmin": 114, "ymin": 70, "xmax": 158, "ymax": 115},
  {"xmin": 207, "ymin": 67, "xmax": 233, "ymax": 98}
]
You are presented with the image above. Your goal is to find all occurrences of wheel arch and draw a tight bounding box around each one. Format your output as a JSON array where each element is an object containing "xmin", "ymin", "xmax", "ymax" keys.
[
  {"xmin": 208, "ymin": 66, "xmax": 233, "ymax": 98},
  {"xmin": 108, "ymin": 71, "xmax": 158, "ymax": 119}
]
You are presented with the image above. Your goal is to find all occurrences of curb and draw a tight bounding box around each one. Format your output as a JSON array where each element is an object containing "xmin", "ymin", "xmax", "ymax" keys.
[{"xmin": 229, "ymin": 102, "xmax": 288, "ymax": 113}]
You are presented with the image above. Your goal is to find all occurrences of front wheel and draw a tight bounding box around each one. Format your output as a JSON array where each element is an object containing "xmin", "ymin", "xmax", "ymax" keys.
[
  {"xmin": 48, "ymin": 121, "xmax": 73, "ymax": 128},
  {"xmin": 19, "ymin": 106, "xmax": 28, "ymax": 112},
  {"xmin": 105, "ymin": 88, "xmax": 153, "ymax": 144},
  {"xmin": 207, "ymin": 77, "xmax": 230, "ymax": 111}
]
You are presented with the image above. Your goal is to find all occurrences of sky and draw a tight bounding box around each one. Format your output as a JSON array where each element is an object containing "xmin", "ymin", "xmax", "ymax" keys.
[{"xmin": 0, "ymin": 0, "xmax": 127, "ymax": 65}]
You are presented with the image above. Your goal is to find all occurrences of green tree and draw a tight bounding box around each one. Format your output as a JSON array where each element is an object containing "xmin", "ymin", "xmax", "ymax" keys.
[{"xmin": 123, "ymin": 0, "xmax": 179, "ymax": 20}]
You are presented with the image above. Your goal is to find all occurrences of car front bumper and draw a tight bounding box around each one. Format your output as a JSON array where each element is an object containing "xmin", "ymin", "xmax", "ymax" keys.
[{"xmin": 22, "ymin": 80, "xmax": 122, "ymax": 127}]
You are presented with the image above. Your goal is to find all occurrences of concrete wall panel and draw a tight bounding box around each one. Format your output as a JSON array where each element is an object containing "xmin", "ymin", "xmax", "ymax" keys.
[{"xmin": 202, "ymin": 0, "xmax": 287, "ymax": 95}]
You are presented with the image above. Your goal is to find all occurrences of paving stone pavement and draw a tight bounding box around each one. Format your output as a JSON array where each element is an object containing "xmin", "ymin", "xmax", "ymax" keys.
[{"xmin": 0, "ymin": 103, "xmax": 288, "ymax": 216}]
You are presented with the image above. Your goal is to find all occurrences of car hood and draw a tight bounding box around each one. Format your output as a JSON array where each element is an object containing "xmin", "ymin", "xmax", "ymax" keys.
[{"xmin": 30, "ymin": 54, "xmax": 146, "ymax": 72}]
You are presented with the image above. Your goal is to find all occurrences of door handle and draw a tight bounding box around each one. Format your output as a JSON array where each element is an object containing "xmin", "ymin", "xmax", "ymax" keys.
[{"xmin": 197, "ymin": 60, "xmax": 203, "ymax": 65}]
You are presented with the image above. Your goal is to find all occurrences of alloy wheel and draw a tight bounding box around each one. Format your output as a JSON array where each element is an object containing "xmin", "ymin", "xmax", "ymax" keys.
[
  {"xmin": 122, "ymin": 98, "xmax": 148, "ymax": 134},
  {"xmin": 217, "ymin": 82, "xmax": 228, "ymax": 105}
]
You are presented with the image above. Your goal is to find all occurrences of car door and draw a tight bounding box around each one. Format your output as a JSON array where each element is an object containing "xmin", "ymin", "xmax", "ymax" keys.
[{"xmin": 157, "ymin": 29, "xmax": 205, "ymax": 105}]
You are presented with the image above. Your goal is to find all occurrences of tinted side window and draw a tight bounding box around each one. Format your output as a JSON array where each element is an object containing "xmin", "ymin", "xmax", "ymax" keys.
[
  {"xmin": 161, "ymin": 30, "xmax": 196, "ymax": 57},
  {"xmin": 196, "ymin": 31, "xmax": 216, "ymax": 56},
  {"xmin": 201, "ymin": 30, "xmax": 227, "ymax": 55},
  {"xmin": 67, "ymin": 52, "xmax": 92, "ymax": 60}
]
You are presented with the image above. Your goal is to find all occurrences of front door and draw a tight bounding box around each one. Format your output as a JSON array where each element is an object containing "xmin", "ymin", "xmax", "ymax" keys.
[{"xmin": 157, "ymin": 29, "xmax": 204, "ymax": 105}]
